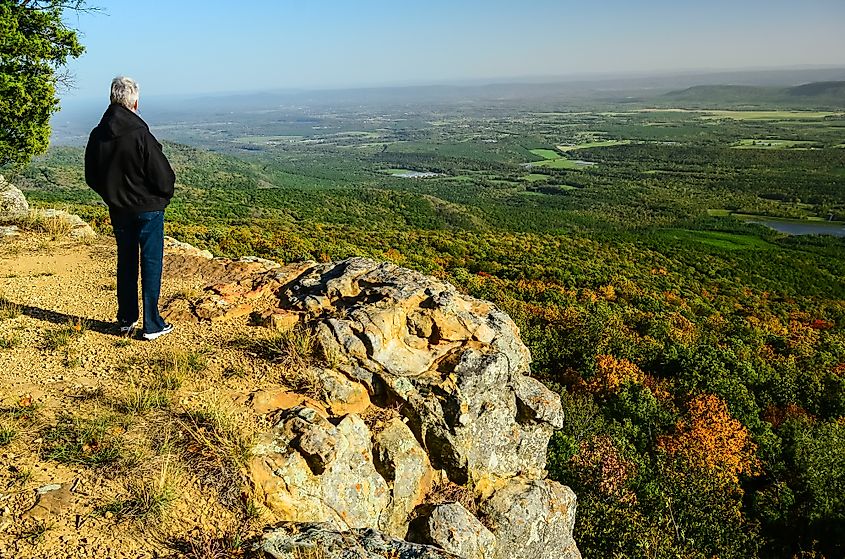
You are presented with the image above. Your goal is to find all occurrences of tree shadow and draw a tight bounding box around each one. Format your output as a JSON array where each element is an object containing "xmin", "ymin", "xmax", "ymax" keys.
[{"xmin": 17, "ymin": 303, "xmax": 118, "ymax": 336}]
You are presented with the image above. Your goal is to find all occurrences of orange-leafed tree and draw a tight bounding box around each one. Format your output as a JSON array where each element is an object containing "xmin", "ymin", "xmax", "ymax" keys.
[{"xmin": 659, "ymin": 393, "xmax": 759, "ymax": 484}]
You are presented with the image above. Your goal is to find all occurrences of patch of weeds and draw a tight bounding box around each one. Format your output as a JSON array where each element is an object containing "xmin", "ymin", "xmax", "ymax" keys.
[
  {"xmin": 42, "ymin": 414, "xmax": 125, "ymax": 466},
  {"xmin": 0, "ymin": 333, "xmax": 22, "ymax": 349},
  {"xmin": 97, "ymin": 459, "xmax": 180, "ymax": 521},
  {"xmin": 168, "ymin": 528, "xmax": 251, "ymax": 559},
  {"xmin": 0, "ymin": 422, "xmax": 16, "ymax": 446},
  {"xmin": 233, "ymin": 325, "xmax": 319, "ymax": 367},
  {"xmin": 0, "ymin": 395, "xmax": 40, "ymax": 426},
  {"xmin": 151, "ymin": 349, "xmax": 209, "ymax": 387},
  {"xmin": 179, "ymin": 397, "xmax": 256, "ymax": 506},
  {"xmin": 8, "ymin": 465, "xmax": 33, "ymax": 487},
  {"xmin": 113, "ymin": 338, "xmax": 132, "ymax": 348},
  {"xmin": 18, "ymin": 518, "xmax": 52, "ymax": 544},
  {"xmin": 180, "ymin": 398, "xmax": 255, "ymax": 470},
  {"xmin": 22, "ymin": 209, "xmax": 73, "ymax": 237},
  {"xmin": 0, "ymin": 294, "xmax": 21, "ymax": 320},
  {"xmin": 119, "ymin": 382, "xmax": 171, "ymax": 414},
  {"xmin": 42, "ymin": 318, "xmax": 87, "ymax": 350},
  {"xmin": 64, "ymin": 347, "xmax": 82, "ymax": 368},
  {"xmin": 223, "ymin": 364, "xmax": 247, "ymax": 379}
]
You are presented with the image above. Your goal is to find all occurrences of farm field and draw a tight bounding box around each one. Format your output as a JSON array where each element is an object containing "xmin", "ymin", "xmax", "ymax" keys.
[{"xmin": 732, "ymin": 138, "xmax": 822, "ymax": 149}]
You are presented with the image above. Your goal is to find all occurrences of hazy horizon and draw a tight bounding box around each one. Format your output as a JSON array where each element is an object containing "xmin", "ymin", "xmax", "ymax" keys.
[{"xmin": 59, "ymin": 0, "xmax": 845, "ymax": 102}]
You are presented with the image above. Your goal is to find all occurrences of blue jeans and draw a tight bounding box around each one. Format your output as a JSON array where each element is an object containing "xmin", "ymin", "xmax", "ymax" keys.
[{"xmin": 110, "ymin": 210, "xmax": 166, "ymax": 334}]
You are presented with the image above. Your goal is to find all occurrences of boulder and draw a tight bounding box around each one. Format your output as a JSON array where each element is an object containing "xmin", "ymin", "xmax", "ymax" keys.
[
  {"xmin": 409, "ymin": 502, "xmax": 496, "ymax": 559},
  {"xmin": 478, "ymin": 479, "xmax": 580, "ymax": 559},
  {"xmin": 259, "ymin": 522, "xmax": 461, "ymax": 559},
  {"xmin": 374, "ymin": 418, "xmax": 434, "ymax": 537},
  {"xmin": 0, "ymin": 175, "xmax": 28, "ymax": 221},
  {"xmin": 251, "ymin": 409, "xmax": 389, "ymax": 529}
]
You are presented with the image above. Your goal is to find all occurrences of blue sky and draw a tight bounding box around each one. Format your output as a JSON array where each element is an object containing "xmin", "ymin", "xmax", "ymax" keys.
[{"xmin": 61, "ymin": 0, "xmax": 845, "ymax": 101}]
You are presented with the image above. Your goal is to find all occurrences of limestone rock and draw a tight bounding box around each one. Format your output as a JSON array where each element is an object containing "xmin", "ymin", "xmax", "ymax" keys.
[
  {"xmin": 282, "ymin": 258, "xmax": 561, "ymax": 485},
  {"xmin": 409, "ymin": 502, "xmax": 496, "ymax": 559},
  {"xmin": 257, "ymin": 309, "xmax": 303, "ymax": 331},
  {"xmin": 0, "ymin": 175, "xmax": 28, "ymax": 221},
  {"xmin": 312, "ymin": 367, "xmax": 371, "ymax": 416},
  {"xmin": 259, "ymin": 522, "xmax": 461, "ymax": 559},
  {"xmin": 252, "ymin": 410, "xmax": 389, "ymax": 529},
  {"xmin": 165, "ymin": 236, "xmax": 213, "ymax": 259},
  {"xmin": 478, "ymin": 479, "xmax": 580, "ymax": 559},
  {"xmin": 0, "ymin": 225, "xmax": 20, "ymax": 237},
  {"xmin": 374, "ymin": 418, "xmax": 434, "ymax": 538}
]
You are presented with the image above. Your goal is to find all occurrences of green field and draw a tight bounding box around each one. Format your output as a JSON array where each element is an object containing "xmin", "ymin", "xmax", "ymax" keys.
[
  {"xmin": 732, "ymin": 139, "xmax": 821, "ymax": 149},
  {"xmin": 557, "ymin": 139, "xmax": 631, "ymax": 151},
  {"xmin": 529, "ymin": 148, "xmax": 597, "ymax": 169},
  {"xmin": 532, "ymin": 158, "xmax": 597, "ymax": 169},
  {"xmin": 529, "ymin": 148, "xmax": 561, "ymax": 160},
  {"xmin": 660, "ymin": 229, "xmax": 774, "ymax": 250},
  {"xmin": 524, "ymin": 173, "xmax": 551, "ymax": 182}
]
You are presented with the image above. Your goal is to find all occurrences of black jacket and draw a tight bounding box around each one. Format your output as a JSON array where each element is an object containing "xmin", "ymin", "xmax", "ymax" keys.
[{"xmin": 84, "ymin": 103, "xmax": 175, "ymax": 214}]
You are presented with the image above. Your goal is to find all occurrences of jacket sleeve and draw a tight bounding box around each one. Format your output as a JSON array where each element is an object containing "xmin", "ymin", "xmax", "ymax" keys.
[
  {"xmin": 84, "ymin": 131, "xmax": 102, "ymax": 195},
  {"xmin": 144, "ymin": 132, "xmax": 176, "ymax": 199}
]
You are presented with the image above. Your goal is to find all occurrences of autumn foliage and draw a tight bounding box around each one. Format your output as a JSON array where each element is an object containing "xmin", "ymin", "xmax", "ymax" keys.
[{"xmin": 659, "ymin": 394, "xmax": 760, "ymax": 484}]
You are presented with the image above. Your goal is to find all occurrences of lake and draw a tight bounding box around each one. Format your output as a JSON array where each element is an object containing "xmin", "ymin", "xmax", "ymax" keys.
[{"xmin": 746, "ymin": 218, "xmax": 845, "ymax": 237}]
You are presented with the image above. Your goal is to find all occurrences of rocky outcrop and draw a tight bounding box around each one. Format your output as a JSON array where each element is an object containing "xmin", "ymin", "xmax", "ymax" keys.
[
  {"xmin": 280, "ymin": 258, "xmax": 563, "ymax": 488},
  {"xmin": 0, "ymin": 175, "xmax": 28, "ymax": 221},
  {"xmin": 163, "ymin": 252, "xmax": 579, "ymax": 559}
]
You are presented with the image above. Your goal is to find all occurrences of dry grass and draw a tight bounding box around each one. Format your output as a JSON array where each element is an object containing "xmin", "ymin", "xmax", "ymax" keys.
[
  {"xmin": 20, "ymin": 209, "xmax": 74, "ymax": 237},
  {"xmin": 0, "ymin": 293, "xmax": 21, "ymax": 320},
  {"xmin": 425, "ymin": 478, "xmax": 478, "ymax": 515},
  {"xmin": 233, "ymin": 324, "xmax": 319, "ymax": 368},
  {"xmin": 98, "ymin": 457, "xmax": 181, "ymax": 521},
  {"xmin": 178, "ymin": 396, "xmax": 257, "ymax": 508},
  {"xmin": 119, "ymin": 382, "xmax": 172, "ymax": 414},
  {"xmin": 42, "ymin": 318, "xmax": 87, "ymax": 350},
  {"xmin": 0, "ymin": 332, "xmax": 22, "ymax": 349}
]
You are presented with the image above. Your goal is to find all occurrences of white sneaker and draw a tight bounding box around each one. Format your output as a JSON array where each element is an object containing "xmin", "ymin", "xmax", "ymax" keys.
[
  {"xmin": 119, "ymin": 320, "xmax": 138, "ymax": 335},
  {"xmin": 142, "ymin": 323, "xmax": 174, "ymax": 341}
]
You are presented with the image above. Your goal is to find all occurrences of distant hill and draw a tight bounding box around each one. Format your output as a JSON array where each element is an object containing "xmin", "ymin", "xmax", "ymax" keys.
[
  {"xmin": 786, "ymin": 81, "xmax": 845, "ymax": 98},
  {"xmin": 663, "ymin": 81, "xmax": 845, "ymax": 108}
]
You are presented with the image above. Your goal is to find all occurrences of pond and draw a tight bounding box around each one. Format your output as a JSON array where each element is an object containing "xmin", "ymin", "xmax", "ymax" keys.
[{"xmin": 746, "ymin": 217, "xmax": 845, "ymax": 237}]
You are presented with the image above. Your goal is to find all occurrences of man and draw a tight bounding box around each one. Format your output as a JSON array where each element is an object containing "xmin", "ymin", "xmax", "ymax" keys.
[{"xmin": 84, "ymin": 76, "xmax": 175, "ymax": 340}]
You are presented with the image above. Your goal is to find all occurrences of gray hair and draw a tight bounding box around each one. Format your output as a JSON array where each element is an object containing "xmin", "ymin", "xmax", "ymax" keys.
[{"xmin": 110, "ymin": 76, "xmax": 139, "ymax": 110}]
